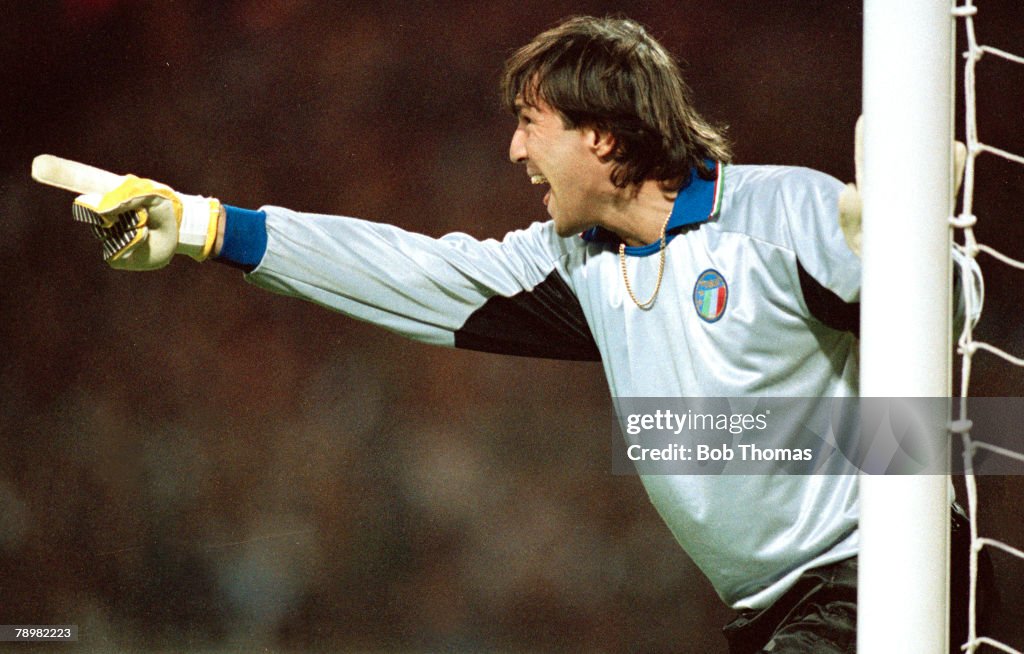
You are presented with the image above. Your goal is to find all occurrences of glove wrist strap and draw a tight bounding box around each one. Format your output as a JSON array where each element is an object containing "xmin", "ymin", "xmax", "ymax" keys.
[{"xmin": 176, "ymin": 195, "xmax": 221, "ymax": 261}]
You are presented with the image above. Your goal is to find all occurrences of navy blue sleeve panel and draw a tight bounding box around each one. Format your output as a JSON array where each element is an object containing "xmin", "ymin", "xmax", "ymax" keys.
[
  {"xmin": 215, "ymin": 205, "xmax": 267, "ymax": 272},
  {"xmin": 454, "ymin": 269, "xmax": 601, "ymax": 361},
  {"xmin": 796, "ymin": 261, "xmax": 860, "ymax": 337}
]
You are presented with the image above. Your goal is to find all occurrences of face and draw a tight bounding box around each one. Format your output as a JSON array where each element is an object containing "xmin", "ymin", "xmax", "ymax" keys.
[{"xmin": 508, "ymin": 97, "xmax": 613, "ymax": 236}]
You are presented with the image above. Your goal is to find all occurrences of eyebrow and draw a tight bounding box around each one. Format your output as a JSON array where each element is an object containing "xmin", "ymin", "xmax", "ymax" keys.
[{"xmin": 513, "ymin": 100, "xmax": 538, "ymax": 117}]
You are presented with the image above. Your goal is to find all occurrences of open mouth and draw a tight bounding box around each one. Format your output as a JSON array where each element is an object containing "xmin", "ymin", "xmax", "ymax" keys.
[{"xmin": 530, "ymin": 174, "xmax": 551, "ymax": 207}]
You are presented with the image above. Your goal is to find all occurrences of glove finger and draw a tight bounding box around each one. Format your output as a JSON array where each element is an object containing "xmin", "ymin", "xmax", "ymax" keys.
[
  {"xmin": 73, "ymin": 175, "xmax": 177, "ymax": 224},
  {"xmin": 72, "ymin": 200, "xmax": 145, "ymax": 230},
  {"xmin": 73, "ymin": 193, "xmax": 114, "ymax": 228},
  {"xmin": 838, "ymin": 182, "xmax": 863, "ymax": 258},
  {"xmin": 94, "ymin": 202, "xmax": 174, "ymax": 270},
  {"xmin": 71, "ymin": 175, "xmax": 183, "ymax": 270},
  {"xmin": 99, "ymin": 212, "xmax": 148, "ymax": 262},
  {"xmin": 74, "ymin": 189, "xmax": 154, "ymax": 226},
  {"xmin": 91, "ymin": 196, "xmax": 178, "ymax": 270},
  {"xmin": 954, "ymin": 141, "xmax": 967, "ymax": 198},
  {"xmin": 106, "ymin": 225, "xmax": 174, "ymax": 271},
  {"xmin": 84, "ymin": 208, "xmax": 148, "ymax": 262}
]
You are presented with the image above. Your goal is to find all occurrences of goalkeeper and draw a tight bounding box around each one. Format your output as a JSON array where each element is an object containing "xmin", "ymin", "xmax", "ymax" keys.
[{"xmin": 36, "ymin": 16, "xmax": 969, "ymax": 654}]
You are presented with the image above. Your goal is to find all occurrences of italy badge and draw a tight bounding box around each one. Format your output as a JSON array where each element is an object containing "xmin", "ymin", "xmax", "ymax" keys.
[{"xmin": 693, "ymin": 269, "xmax": 728, "ymax": 323}]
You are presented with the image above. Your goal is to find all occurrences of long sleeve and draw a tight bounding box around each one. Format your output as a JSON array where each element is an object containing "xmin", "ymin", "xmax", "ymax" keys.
[{"xmin": 232, "ymin": 205, "xmax": 600, "ymax": 361}]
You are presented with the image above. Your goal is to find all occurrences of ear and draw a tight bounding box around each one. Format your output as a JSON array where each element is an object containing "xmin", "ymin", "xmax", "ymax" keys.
[{"xmin": 588, "ymin": 128, "xmax": 617, "ymax": 159}]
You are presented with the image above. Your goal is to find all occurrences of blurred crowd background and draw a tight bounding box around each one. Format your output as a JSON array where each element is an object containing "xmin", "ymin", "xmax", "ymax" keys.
[{"xmin": 1, "ymin": 1, "xmax": 1023, "ymax": 651}]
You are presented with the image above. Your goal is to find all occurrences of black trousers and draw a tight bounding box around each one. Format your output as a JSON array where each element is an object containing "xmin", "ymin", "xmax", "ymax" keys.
[{"xmin": 722, "ymin": 505, "xmax": 985, "ymax": 653}]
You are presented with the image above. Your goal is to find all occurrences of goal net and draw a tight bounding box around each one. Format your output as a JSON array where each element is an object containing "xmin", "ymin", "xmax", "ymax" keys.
[
  {"xmin": 859, "ymin": 1, "xmax": 1023, "ymax": 652},
  {"xmin": 953, "ymin": 1, "xmax": 1024, "ymax": 652}
]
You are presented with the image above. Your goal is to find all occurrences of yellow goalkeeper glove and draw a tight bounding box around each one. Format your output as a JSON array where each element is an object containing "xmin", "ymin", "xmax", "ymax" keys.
[
  {"xmin": 32, "ymin": 155, "xmax": 220, "ymax": 270},
  {"xmin": 838, "ymin": 117, "xmax": 967, "ymax": 258}
]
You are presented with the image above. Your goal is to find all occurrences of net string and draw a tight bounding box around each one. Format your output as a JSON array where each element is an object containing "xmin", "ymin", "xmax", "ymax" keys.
[{"xmin": 953, "ymin": 2, "xmax": 1024, "ymax": 652}]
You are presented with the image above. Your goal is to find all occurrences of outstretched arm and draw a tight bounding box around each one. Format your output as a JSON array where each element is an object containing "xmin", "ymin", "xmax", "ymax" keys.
[
  {"xmin": 32, "ymin": 154, "xmax": 220, "ymax": 268},
  {"xmin": 33, "ymin": 155, "xmax": 600, "ymax": 361},
  {"xmin": 225, "ymin": 205, "xmax": 600, "ymax": 360}
]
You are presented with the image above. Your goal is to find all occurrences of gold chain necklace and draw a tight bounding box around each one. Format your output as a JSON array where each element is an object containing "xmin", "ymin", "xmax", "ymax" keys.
[{"xmin": 618, "ymin": 212, "xmax": 671, "ymax": 310}]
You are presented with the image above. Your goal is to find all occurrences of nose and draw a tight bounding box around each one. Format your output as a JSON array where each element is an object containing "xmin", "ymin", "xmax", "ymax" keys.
[{"xmin": 508, "ymin": 127, "xmax": 526, "ymax": 164}]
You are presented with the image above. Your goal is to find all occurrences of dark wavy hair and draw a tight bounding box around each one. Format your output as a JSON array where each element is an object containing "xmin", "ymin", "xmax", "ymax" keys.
[{"xmin": 501, "ymin": 16, "xmax": 732, "ymax": 188}]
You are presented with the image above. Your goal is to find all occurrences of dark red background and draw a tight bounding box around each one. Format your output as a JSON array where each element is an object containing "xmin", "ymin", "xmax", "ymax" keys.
[{"xmin": 1, "ymin": 2, "xmax": 1022, "ymax": 651}]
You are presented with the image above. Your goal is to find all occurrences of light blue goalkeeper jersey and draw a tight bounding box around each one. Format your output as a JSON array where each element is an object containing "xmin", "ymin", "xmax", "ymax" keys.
[{"xmin": 229, "ymin": 162, "xmax": 861, "ymax": 610}]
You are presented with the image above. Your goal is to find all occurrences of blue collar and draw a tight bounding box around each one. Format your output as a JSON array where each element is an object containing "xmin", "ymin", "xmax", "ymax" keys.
[{"xmin": 580, "ymin": 160, "xmax": 725, "ymax": 256}]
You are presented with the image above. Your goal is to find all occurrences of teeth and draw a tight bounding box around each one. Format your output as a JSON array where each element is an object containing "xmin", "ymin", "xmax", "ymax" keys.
[{"xmin": 530, "ymin": 174, "xmax": 548, "ymax": 185}]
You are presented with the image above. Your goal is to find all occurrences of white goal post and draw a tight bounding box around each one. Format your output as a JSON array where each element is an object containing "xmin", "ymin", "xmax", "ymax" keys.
[{"xmin": 858, "ymin": 1, "xmax": 957, "ymax": 653}]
